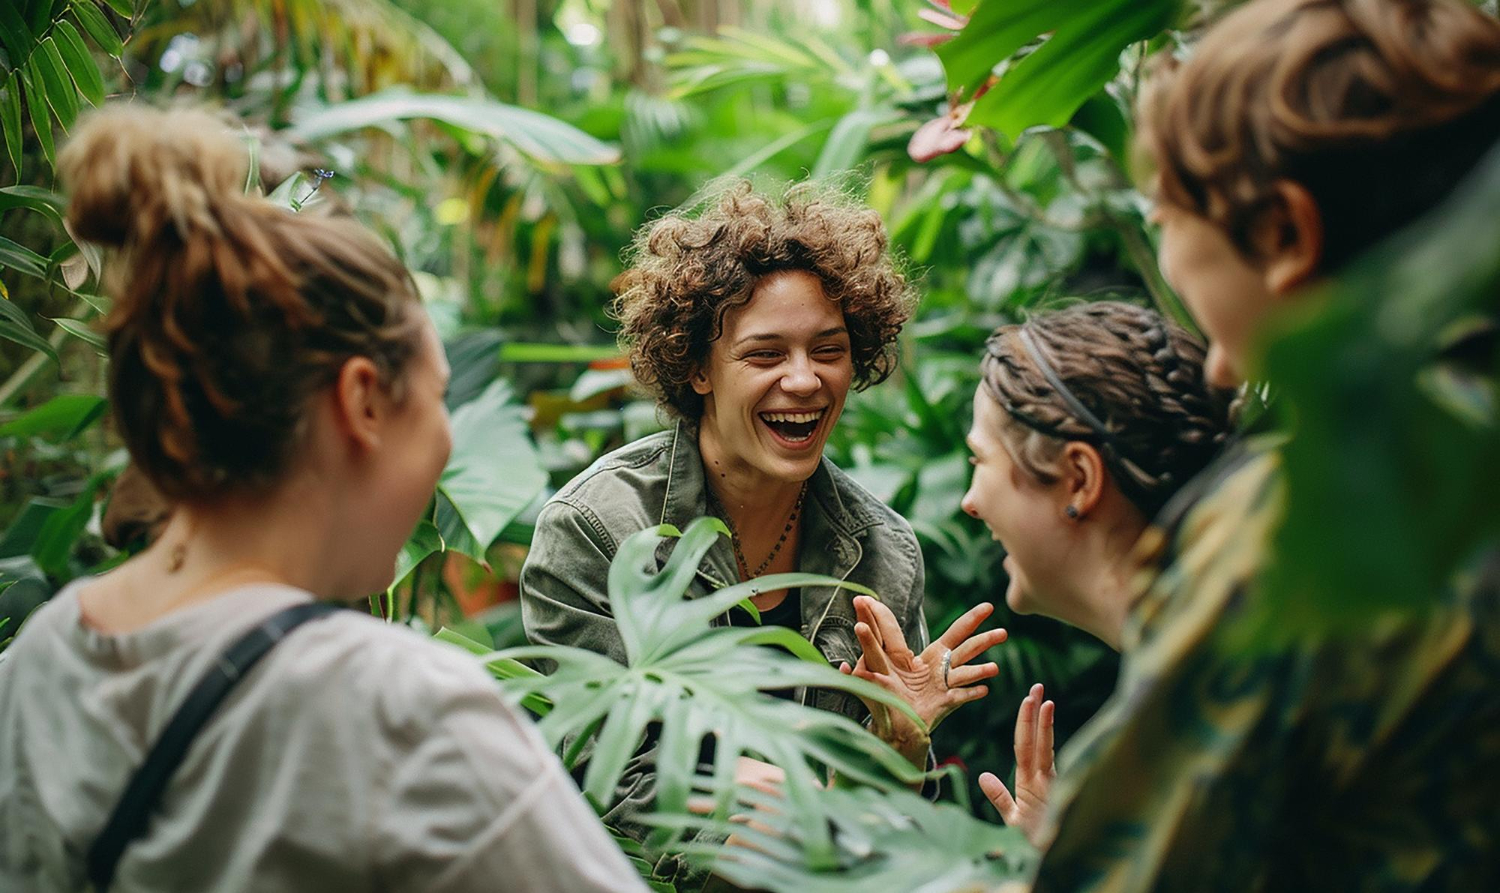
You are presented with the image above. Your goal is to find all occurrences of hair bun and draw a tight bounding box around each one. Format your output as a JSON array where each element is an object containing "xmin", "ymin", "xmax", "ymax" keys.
[{"xmin": 59, "ymin": 104, "xmax": 248, "ymax": 249}]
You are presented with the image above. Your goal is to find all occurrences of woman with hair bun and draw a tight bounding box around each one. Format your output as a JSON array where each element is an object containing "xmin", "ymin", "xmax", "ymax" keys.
[{"xmin": 0, "ymin": 104, "xmax": 643, "ymax": 892}]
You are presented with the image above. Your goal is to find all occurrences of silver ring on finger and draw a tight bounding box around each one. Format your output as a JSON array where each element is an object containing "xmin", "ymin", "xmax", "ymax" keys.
[{"xmin": 940, "ymin": 649, "xmax": 952, "ymax": 688}]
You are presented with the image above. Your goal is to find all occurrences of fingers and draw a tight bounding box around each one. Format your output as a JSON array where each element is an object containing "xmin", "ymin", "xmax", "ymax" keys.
[
  {"xmin": 978, "ymin": 771, "xmax": 1019, "ymax": 823},
  {"xmin": 936, "ymin": 601, "xmax": 994, "ymax": 652},
  {"xmin": 859, "ymin": 596, "xmax": 911, "ymax": 660},
  {"xmin": 1014, "ymin": 684, "xmax": 1041, "ymax": 770},
  {"xmin": 945, "ymin": 662, "xmax": 999, "ymax": 689},
  {"xmin": 951, "ymin": 683, "xmax": 988, "ymax": 705},
  {"xmin": 854, "ymin": 621, "xmax": 894, "ymax": 675},
  {"xmin": 1037, "ymin": 696, "xmax": 1055, "ymax": 776},
  {"xmin": 949, "ymin": 627, "xmax": 1008, "ymax": 668}
]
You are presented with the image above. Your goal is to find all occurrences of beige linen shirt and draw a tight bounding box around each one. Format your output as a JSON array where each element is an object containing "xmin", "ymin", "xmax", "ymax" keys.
[{"xmin": 0, "ymin": 582, "xmax": 646, "ymax": 892}]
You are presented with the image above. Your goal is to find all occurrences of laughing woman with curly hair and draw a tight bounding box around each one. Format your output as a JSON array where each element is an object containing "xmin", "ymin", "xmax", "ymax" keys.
[{"xmin": 519, "ymin": 181, "xmax": 1006, "ymax": 856}]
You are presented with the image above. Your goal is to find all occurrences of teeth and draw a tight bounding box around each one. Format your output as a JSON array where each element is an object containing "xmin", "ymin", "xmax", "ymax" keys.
[{"xmin": 761, "ymin": 410, "xmax": 825, "ymax": 424}]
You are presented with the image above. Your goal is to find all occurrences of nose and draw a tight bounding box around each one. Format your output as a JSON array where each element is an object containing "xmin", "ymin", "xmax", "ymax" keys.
[
  {"xmin": 780, "ymin": 353, "xmax": 820, "ymax": 396},
  {"xmin": 960, "ymin": 485, "xmax": 979, "ymax": 519}
]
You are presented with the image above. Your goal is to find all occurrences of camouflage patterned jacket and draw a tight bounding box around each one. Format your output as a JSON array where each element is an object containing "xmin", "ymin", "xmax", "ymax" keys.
[{"xmin": 1035, "ymin": 434, "xmax": 1500, "ymax": 892}]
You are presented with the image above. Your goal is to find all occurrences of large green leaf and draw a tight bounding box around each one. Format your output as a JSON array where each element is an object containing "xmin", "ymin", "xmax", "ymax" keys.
[
  {"xmin": 0, "ymin": 3, "xmax": 32, "ymax": 64},
  {"xmin": 937, "ymin": 0, "xmax": 1182, "ymax": 137},
  {"xmin": 31, "ymin": 40, "xmax": 79, "ymax": 130},
  {"xmin": 0, "ymin": 235, "xmax": 48, "ymax": 279},
  {"xmin": 0, "ymin": 394, "xmax": 106, "ymax": 442},
  {"xmin": 69, "ymin": 0, "xmax": 123, "ymax": 56},
  {"xmin": 471, "ymin": 519, "xmax": 928, "ymax": 868},
  {"xmin": 52, "ymin": 317, "xmax": 104, "ymax": 351},
  {"xmin": 51, "ymin": 20, "xmax": 105, "ymax": 107},
  {"xmin": 0, "ymin": 185, "xmax": 65, "ymax": 227},
  {"xmin": 0, "ymin": 76, "xmax": 22, "ymax": 174},
  {"xmin": 0, "ymin": 291, "xmax": 57, "ymax": 363},
  {"xmin": 390, "ymin": 518, "xmax": 442, "ymax": 590},
  {"xmin": 435, "ymin": 378, "xmax": 547, "ymax": 563},
  {"xmin": 19, "ymin": 68, "xmax": 54, "ymax": 166},
  {"xmin": 32, "ymin": 475, "xmax": 102, "ymax": 581},
  {"xmin": 967, "ymin": 0, "xmax": 1179, "ymax": 136},
  {"xmin": 657, "ymin": 784, "xmax": 1037, "ymax": 891},
  {"xmin": 1257, "ymin": 141, "xmax": 1500, "ymax": 633},
  {"xmin": 936, "ymin": 0, "xmax": 1092, "ymax": 95},
  {"xmin": 0, "ymin": 499, "xmax": 66, "ymax": 560},
  {"xmin": 286, "ymin": 88, "xmax": 621, "ymax": 166}
]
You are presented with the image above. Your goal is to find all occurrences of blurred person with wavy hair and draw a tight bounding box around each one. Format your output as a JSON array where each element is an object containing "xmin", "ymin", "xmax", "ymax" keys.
[{"xmin": 1016, "ymin": 1, "xmax": 1500, "ymax": 890}]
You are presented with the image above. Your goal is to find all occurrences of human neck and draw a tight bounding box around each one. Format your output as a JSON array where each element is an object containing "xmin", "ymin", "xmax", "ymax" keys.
[
  {"xmin": 81, "ymin": 476, "xmax": 344, "ymax": 632},
  {"xmin": 696, "ymin": 419, "xmax": 805, "ymax": 516},
  {"xmin": 1061, "ymin": 511, "xmax": 1147, "ymax": 652}
]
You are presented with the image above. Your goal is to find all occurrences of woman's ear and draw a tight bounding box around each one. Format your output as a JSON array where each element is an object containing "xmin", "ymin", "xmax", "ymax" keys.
[
  {"xmin": 1257, "ymin": 180, "xmax": 1324, "ymax": 297},
  {"xmin": 690, "ymin": 366, "xmax": 712, "ymax": 396},
  {"xmin": 1060, "ymin": 442, "xmax": 1108, "ymax": 519},
  {"xmin": 332, "ymin": 356, "xmax": 385, "ymax": 451}
]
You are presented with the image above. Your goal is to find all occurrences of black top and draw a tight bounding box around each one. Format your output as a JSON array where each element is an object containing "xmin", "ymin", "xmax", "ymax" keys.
[{"xmin": 729, "ymin": 588, "xmax": 802, "ymax": 701}]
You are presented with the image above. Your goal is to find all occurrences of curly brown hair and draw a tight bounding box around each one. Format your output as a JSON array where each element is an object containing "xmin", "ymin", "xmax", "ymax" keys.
[
  {"xmin": 980, "ymin": 302, "xmax": 1235, "ymax": 518},
  {"xmin": 611, "ymin": 180, "xmax": 917, "ymax": 419},
  {"xmin": 60, "ymin": 104, "xmax": 424, "ymax": 503},
  {"xmin": 1138, "ymin": 0, "xmax": 1500, "ymax": 270}
]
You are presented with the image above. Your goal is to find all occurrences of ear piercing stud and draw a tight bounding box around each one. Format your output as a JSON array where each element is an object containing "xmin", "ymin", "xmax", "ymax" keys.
[{"xmin": 1065, "ymin": 505, "xmax": 1079, "ymax": 519}]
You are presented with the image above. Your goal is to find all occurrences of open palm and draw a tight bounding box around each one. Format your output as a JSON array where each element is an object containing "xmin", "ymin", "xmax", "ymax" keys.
[
  {"xmin": 979, "ymin": 683, "xmax": 1056, "ymax": 847},
  {"xmin": 840, "ymin": 596, "xmax": 1007, "ymax": 753}
]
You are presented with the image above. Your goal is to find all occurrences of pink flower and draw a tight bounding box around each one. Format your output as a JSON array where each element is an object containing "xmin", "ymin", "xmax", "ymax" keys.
[{"xmin": 908, "ymin": 114, "xmax": 971, "ymax": 162}]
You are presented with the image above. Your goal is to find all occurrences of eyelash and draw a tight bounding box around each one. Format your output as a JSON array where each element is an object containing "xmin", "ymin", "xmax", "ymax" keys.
[{"xmin": 746, "ymin": 346, "xmax": 846, "ymax": 361}]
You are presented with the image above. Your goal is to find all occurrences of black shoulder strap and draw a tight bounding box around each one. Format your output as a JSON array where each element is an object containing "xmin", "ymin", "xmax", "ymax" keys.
[{"xmin": 86, "ymin": 601, "xmax": 342, "ymax": 891}]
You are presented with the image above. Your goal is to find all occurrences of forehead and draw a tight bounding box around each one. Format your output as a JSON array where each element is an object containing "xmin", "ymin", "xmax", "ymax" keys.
[
  {"xmin": 969, "ymin": 383, "xmax": 1005, "ymax": 434},
  {"xmin": 722, "ymin": 270, "xmax": 843, "ymax": 336}
]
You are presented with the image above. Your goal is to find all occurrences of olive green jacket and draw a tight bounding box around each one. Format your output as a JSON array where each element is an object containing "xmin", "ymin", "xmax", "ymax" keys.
[{"xmin": 519, "ymin": 422, "xmax": 930, "ymax": 882}]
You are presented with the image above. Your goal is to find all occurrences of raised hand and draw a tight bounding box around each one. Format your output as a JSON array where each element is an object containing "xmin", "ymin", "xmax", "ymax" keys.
[
  {"xmin": 839, "ymin": 596, "xmax": 1007, "ymax": 761},
  {"xmin": 978, "ymin": 683, "xmax": 1056, "ymax": 847}
]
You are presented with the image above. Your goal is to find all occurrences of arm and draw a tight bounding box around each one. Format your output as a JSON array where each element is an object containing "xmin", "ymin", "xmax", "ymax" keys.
[{"xmin": 519, "ymin": 499, "xmax": 625, "ymax": 663}]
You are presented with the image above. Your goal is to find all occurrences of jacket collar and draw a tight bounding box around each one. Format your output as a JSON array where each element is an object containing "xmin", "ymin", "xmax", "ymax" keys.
[
  {"xmin": 658, "ymin": 421, "xmax": 879, "ymax": 541},
  {"xmin": 654, "ymin": 421, "xmax": 879, "ymax": 610}
]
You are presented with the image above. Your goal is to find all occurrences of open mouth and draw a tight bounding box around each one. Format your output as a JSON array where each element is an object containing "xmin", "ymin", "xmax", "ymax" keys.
[{"xmin": 759, "ymin": 408, "xmax": 826, "ymax": 446}]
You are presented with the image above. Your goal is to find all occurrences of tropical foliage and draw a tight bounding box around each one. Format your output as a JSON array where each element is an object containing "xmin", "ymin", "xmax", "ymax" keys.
[{"xmin": 2, "ymin": 0, "xmax": 1495, "ymax": 889}]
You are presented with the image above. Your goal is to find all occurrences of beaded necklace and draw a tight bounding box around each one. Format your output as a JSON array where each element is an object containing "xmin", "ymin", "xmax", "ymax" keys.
[{"xmin": 707, "ymin": 481, "xmax": 808, "ymax": 581}]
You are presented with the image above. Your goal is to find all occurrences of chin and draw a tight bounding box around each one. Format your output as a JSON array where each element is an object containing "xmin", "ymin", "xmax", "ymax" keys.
[{"xmin": 1005, "ymin": 581, "xmax": 1034, "ymax": 616}]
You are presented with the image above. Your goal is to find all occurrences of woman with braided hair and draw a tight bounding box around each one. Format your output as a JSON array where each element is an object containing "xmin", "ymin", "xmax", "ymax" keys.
[{"xmin": 953, "ymin": 301, "xmax": 1235, "ymax": 845}]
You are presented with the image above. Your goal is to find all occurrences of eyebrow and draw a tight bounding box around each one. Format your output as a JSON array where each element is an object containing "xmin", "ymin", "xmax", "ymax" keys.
[{"xmin": 734, "ymin": 326, "xmax": 848, "ymax": 348}]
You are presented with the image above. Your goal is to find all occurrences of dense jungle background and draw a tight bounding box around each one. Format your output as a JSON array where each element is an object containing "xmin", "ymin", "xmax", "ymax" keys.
[{"xmin": 2, "ymin": 1, "xmax": 1496, "ymax": 888}]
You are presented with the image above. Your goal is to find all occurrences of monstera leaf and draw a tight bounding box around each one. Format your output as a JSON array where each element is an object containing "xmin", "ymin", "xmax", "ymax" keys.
[
  {"xmin": 655, "ymin": 783, "xmax": 1038, "ymax": 892},
  {"xmin": 444, "ymin": 518, "xmax": 932, "ymax": 868}
]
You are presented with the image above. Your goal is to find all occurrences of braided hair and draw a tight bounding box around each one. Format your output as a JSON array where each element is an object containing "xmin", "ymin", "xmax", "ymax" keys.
[{"xmin": 979, "ymin": 302, "xmax": 1235, "ymax": 518}]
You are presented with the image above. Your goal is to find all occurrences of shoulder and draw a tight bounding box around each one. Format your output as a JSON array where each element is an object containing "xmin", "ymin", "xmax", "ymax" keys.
[
  {"xmin": 553, "ymin": 429, "xmax": 675, "ymax": 504},
  {"xmin": 540, "ymin": 430, "xmax": 677, "ymax": 544},
  {"xmin": 1125, "ymin": 434, "xmax": 1284, "ymax": 650},
  {"xmin": 259, "ymin": 611, "xmax": 513, "ymax": 740},
  {"xmin": 823, "ymin": 460, "xmax": 920, "ymax": 557}
]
